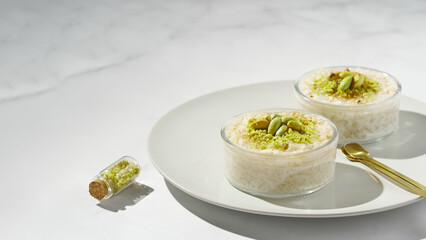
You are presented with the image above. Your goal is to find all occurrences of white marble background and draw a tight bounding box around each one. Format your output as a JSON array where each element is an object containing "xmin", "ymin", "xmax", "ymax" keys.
[
  {"xmin": 0, "ymin": 0, "xmax": 425, "ymax": 239},
  {"xmin": 1, "ymin": 0, "xmax": 426, "ymax": 103}
]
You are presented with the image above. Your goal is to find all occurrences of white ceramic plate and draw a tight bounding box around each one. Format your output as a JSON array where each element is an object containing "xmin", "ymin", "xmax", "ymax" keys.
[{"xmin": 148, "ymin": 81, "xmax": 426, "ymax": 217}]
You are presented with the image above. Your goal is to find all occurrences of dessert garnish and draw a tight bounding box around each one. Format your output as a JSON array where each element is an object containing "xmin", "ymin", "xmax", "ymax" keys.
[
  {"xmin": 245, "ymin": 113, "xmax": 318, "ymax": 150},
  {"xmin": 312, "ymin": 68, "xmax": 381, "ymax": 100}
]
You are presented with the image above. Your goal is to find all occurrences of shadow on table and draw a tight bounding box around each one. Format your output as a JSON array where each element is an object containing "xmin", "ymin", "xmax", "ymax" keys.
[
  {"xmin": 166, "ymin": 180, "xmax": 425, "ymax": 239},
  {"xmin": 97, "ymin": 182, "xmax": 154, "ymax": 212},
  {"xmin": 362, "ymin": 110, "xmax": 426, "ymax": 159}
]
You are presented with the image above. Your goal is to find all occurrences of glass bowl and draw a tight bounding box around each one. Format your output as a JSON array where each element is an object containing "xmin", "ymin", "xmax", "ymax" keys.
[
  {"xmin": 294, "ymin": 66, "xmax": 401, "ymax": 144},
  {"xmin": 221, "ymin": 108, "xmax": 338, "ymax": 198}
]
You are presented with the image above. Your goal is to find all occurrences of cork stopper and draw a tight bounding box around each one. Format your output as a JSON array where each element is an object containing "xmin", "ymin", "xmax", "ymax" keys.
[{"xmin": 89, "ymin": 179, "xmax": 108, "ymax": 200}]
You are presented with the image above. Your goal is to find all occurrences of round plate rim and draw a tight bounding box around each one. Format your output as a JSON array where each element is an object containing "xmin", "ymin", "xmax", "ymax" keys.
[{"xmin": 147, "ymin": 80, "xmax": 424, "ymax": 218}]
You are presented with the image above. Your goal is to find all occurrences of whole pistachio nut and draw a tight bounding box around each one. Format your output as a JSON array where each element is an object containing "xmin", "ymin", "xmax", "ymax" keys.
[
  {"xmin": 338, "ymin": 71, "xmax": 353, "ymax": 78},
  {"xmin": 338, "ymin": 75, "xmax": 353, "ymax": 91},
  {"xmin": 281, "ymin": 116, "xmax": 297, "ymax": 125},
  {"xmin": 267, "ymin": 113, "xmax": 282, "ymax": 121},
  {"xmin": 352, "ymin": 74, "xmax": 365, "ymax": 88},
  {"xmin": 353, "ymin": 73, "xmax": 360, "ymax": 81},
  {"xmin": 275, "ymin": 125, "xmax": 287, "ymax": 137},
  {"xmin": 287, "ymin": 120, "xmax": 304, "ymax": 132},
  {"xmin": 250, "ymin": 118, "xmax": 270, "ymax": 129},
  {"xmin": 268, "ymin": 117, "xmax": 282, "ymax": 135}
]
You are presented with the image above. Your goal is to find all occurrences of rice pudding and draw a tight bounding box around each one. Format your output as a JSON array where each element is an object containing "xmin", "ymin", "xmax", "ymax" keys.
[
  {"xmin": 221, "ymin": 109, "xmax": 338, "ymax": 198},
  {"xmin": 295, "ymin": 66, "xmax": 401, "ymax": 143}
]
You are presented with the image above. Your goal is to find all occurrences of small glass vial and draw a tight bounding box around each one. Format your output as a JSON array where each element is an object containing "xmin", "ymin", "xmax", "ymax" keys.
[{"xmin": 89, "ymin": 156, "xmax": 140, "ymax": 200}]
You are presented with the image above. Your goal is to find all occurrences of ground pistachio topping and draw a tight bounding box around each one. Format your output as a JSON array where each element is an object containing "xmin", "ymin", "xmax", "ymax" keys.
[
  {"xmin": 312, "ymin": 68, "xmax": 381, "ymax": 101},
  {"xmin": 245, "ymin": 113, "xmax": 319, "ymax": 150},
  {"xmin": 101, "ymin": 160, "xmax": 140, "ymax": 193}
]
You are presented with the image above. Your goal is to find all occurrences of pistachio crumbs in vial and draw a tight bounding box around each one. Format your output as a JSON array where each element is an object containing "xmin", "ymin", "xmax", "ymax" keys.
[
  {"xmin": 295, "ymin": 66, "xmax": 401, "ymax": 143},
  {"xmin": 89, "ymin": 156, "xmax": 140, "ymax": 200},
  {"xmin": 221, "ymin": 109, "xmax": 338, "ymax": 198}
]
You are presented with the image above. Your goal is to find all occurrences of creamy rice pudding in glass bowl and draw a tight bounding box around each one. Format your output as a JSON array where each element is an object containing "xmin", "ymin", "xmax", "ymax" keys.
[
  {"xmin": 294, "ymin": 66, "xmax": 401, "ymax": 144},
  {"xmin": 221, "ymin": 109, "xmax": 338, "ymax": 198}
]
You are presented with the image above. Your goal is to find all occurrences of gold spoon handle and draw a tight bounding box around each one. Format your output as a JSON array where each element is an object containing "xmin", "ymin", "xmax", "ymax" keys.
[{"xmin": 357, "ymin": 157, "xmax": 426, "ymax": 198}]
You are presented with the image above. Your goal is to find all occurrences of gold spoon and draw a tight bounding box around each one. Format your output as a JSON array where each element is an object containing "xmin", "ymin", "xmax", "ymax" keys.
[{"xmin": 342, "ymin": 143, "xmax": 426, "ymax": 198}]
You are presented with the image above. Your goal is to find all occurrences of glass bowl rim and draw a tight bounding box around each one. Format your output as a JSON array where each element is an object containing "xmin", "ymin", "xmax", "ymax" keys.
[
  {"xmin": 294, "ymin": 66, "xmax": 402, "ymax": 109},
  {"xmin": 220, "ymin": 108, "xmax": 338, "ymax": 158}
]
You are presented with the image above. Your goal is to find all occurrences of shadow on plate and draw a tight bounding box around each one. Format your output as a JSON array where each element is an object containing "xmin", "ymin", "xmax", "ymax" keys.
[
  {"xmin": 362, "ymin": 110, "xmax": 426, "ymax": 159},
  {"xmin": 97, "ymin": 182, "xmax": 154, "ymax": 212},
  {"xmin": 259, "ymin": 163, "xmax": 383, "ymax": 209},
  {"xmin": 165, "ymin": 179, "xmax": 425, "ymax": 240}
]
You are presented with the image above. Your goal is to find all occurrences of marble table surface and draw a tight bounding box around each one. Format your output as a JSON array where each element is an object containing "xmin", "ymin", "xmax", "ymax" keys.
[{"xmin": 0, "ymin": 0, "xmax": 425, "ymax": 239}]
